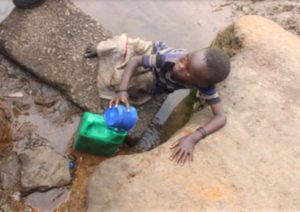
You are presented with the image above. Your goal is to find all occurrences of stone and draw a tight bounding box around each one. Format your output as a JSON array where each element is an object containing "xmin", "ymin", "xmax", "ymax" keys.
[
  {"xmin": 0, "ymin": 153, "xmax": 21, "ymax": 191},
  {"xmin": 19, "ymin": 146, "xmax": 71, "ymax": 192},
  {"xmin": 0, "ymin": 102, "xmax": 12, "ymax": 150},
  {"xmin": 0, "ymin": 0, "xmax": 111, "ymax": 111},
  {"xmin": 87, "ymin": 16, "xmax": 300, "ymax": 211}
]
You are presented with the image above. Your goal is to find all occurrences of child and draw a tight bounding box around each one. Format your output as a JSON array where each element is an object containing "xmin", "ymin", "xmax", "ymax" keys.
[{"xmin": 85, "ymin": 41, "xmax": 230, "ymax": 166}]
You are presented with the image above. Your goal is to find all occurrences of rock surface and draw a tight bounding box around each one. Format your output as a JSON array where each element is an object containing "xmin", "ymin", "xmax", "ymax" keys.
[
  {"xmin": 0, "ymin": 0, "xmax": 111, "ymax": 111},
  {"xmin": 231, "ymin": 0, "xmax": 300, "ymax": 36},
  {"xmin": 0, "ymin": 101, "xmax": 11, "ymax": 147},
  {"xmin": 19, "ymin": 146, "xmax": 71, "ymax": 192},
  {"xmin": 87, "ymin": 16, "xmax": 300, "ymax": 211},
  {"xmin": 0, "ymin": 153, "xmax": 20, "ymax": 191}
]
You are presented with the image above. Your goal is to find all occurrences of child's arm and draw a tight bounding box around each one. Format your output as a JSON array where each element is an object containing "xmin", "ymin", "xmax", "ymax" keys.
[
  {"xmin": 170, "ymin": 101, "xmax": 226, "ymax": 166},
  {"xmin": 109, "ymin": 55, "xmax": 143, "ymax": 109}
]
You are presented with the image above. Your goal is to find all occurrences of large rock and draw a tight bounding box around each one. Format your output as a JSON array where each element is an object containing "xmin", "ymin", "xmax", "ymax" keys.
[
  {"xmin": 19, "ymin": 146, "xmax": 71, "ymax": 192},
  {"xmin": 87, "ymin": 16, "xmax": 300, "ymax": 211},
  {"xmin": 0, "ymin": 0, "xmax": 109, "ymax": 111}
]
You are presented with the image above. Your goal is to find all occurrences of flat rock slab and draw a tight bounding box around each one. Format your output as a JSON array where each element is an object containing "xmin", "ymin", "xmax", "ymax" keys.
[
  {"xmin": 19, "ymin": 146, "xmax": 71, "ymax": 192},
  {"xmin": 87, "ymin": 16, "xmax": 300, "ymax": 211},
  {"xmin": 0, "ymin": 0, "xmax": 165, "ymax": 139},
  {"xmin": 0, "ymin": 0, "xmax": 110, "ymax": 111}
]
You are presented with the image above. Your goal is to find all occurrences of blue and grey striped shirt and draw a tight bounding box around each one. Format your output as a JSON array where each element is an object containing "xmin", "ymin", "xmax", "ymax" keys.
[{"xmin": 142, "ymin": 41, "xmax": 221, "ymax": 105}]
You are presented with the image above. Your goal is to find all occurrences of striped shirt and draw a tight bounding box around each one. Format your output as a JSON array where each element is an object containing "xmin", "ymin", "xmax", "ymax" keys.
[{"xmin": 141, "ymin": 41, "xmax": 221, "ymax": 105}]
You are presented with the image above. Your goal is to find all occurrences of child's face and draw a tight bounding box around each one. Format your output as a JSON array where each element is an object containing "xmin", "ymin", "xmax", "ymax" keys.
[{"xmin": 172, "ymin": 51, "xmax": 209, "ymax": 86}]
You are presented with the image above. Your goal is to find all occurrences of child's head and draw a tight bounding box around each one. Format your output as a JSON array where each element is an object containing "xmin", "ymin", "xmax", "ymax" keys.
[{"xmin": 172, "ymin": 48, "xmax": 230, "ymax": 86}]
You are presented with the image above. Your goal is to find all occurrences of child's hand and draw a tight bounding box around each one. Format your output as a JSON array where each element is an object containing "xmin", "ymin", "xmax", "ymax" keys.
[
  {"xmin": 169, "ymin": 135, "xmax": 199, "ymax": 166},
  {"xmin": 84, "ymin": 46, "xmax": 97, "ymax": 58},
  {"xmin": 109, "ymin": 91, "xmax": 130, "ymax": 110}
]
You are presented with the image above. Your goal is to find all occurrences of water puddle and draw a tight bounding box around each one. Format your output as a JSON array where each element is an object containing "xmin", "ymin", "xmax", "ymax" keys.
[
  {"xmin": 25, "ymin": 188, "xmax": 70, "ymax": 212},
  {"xmin": 0, "ymin": 0, "xmax": 14, "ymax": 22},
  {"xmin": 0, "ymin": 58, "xmax": 81, "ymax": 155},
  {"xmin": 0, "ymin": 57, "xmax": 81, "ymax": 210}
]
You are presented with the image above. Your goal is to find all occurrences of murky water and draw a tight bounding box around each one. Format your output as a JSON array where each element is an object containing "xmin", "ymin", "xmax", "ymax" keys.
[
  {"xmin": 0, "ymin": 58, "xmax": 81, "ymax": 155},
  {"xmin": 0, "ymin": 57, "xmax": 80, "ymax": 211},
  {"xmin": 0, "ymin": 0, "xmax": 14, "ymax": 22},
  {"xmin": 25, "ymin": 188, "xmax": 70, "ymax": 212},
  {"xmin": 73, "ymin": 0, "xmax": 232, "ymax": 50}
]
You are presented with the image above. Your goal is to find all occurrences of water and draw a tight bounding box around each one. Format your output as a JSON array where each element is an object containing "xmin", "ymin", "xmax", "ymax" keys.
[
  {"xmin": 0, "ymin": 57, "xmax": 80, "ymax": 211},
  {"xmin": 0, "ymin": 0, "xmax": 14, "ymax": 22},
  {"xmin": 73, "ymin": 0, "xmax": 232, "ymax": 50}
]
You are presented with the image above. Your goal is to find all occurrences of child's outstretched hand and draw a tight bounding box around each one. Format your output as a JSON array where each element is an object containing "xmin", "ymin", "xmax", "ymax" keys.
[
  {"xmin": 84, "ymin": 46, "xmax": 97, "ymax": 58},
  {"xmin": 109, "ymin": 91, "xmax": 131, "ymax": 111},
  {"xmin": 169, "ymin": 134, "xmax": 199, "ymax": 166}
]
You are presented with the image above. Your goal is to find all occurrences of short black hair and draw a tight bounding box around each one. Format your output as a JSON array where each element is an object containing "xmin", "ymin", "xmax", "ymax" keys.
[{"xmin": 204, "ymin": 48, "xmax": 230, "ymax": 85}]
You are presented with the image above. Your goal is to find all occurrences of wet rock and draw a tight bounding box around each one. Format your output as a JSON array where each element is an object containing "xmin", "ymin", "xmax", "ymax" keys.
[
  {"xmin": 13, "ymin": 98, "xmax": 31, "ymax": 111},
  {"xmin": 87, "ymin": 16, "xmax": 300, "ymax": 211},
  {"xmin": 0, "ymin": 0, "xmax": 111, "ymax": 111},
  {"xmin": 34, "ymin": 96, "xmax": 56, "ymax": 108},
  {"xmin": 0, "ymin": 153, "xmax": 21, "ymax": 191},
  {"xmin": 0, "ymin": 102, "xmax": 12, "ymax": 149},
  {"xmin": 19, "ymin": 146, "xmax": 71, "ymax": 192},
  {"xmin": 13, "ymin": 122, "xmax": 37, "ymax": 142}
]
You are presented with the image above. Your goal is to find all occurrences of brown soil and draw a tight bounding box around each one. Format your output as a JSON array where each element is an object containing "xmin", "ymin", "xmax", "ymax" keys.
[{"xmin": 57, "ymin": 151, "xmax": 107, "ymax": 211}]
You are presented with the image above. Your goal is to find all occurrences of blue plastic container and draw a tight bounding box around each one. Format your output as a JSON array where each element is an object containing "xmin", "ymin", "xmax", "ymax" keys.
[{"xmin": 104, "ymin": 104, "xmax": 138, "ymax": 131}]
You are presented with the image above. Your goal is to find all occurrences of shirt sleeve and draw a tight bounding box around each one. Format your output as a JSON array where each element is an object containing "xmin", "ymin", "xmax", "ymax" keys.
[
  {"xmin": 198, "ymin": 86, "xmax": 221, "ymax": 105},
  {"xmin": 142, "ymin": 54, "xmax": 165, "ymax": 69},
  {"xmin": 153, "ymin": 41, "xmax": 168, "ymax": 53}
]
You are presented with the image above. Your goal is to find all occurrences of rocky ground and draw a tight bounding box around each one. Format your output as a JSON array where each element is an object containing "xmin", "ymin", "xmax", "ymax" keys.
[
  {"xmin": 230, "ymin": 0, "xmax": 300, "ymax": 36},
  {"xmin": 1, "ymin": 0, "xmax": 300, "ymax": 211},
  {"xmin": 87, "ymin": 16, "xmax": 300, "ymax": 211}
]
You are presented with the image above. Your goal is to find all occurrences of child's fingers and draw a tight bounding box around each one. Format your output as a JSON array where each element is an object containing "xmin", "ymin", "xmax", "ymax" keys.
[
  {"xmin": 176, "ymin": 149, "xmax": 185, "ymax": 165},
  {"xmin": 109, "ymin": 99, "xmax": 114, "ymax": 108},
  {"xmin": 124, "ymin": 99, "xmax": 131, "ymax": 111},
  {"xmin": 170, "ymin": 140, "xmax": 179, "ymax": 149},
  {"xmin": 169, "ymin": 147, "xmax": 180, "ymax": 161},
  {"xmin": 115, "ymin": 98, "xmax": 119, "ymax": 108},
  {"xmin": 180, "ymin": 152, "xmax": 188, "ymax": 166}
]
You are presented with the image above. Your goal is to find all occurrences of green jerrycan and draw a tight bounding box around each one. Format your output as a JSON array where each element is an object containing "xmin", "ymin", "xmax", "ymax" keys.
[{"xmin": 73, "ymin": 112, "xmax": 127, "ymax": 156}]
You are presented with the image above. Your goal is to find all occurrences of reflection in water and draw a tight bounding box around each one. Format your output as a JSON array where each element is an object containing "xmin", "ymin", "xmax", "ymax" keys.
[
  {"xmin": 0, "ymin": 0, "xmax": 14, "ymax": 22},
  {"xmin": 25, "ymin": 188, "xmax": 70, "ymax": 212},
  {"xmin": 73, "ymin": 0, "xmax": 232, "ymax": 50}
]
